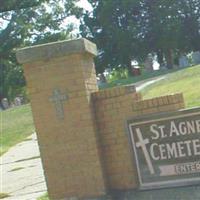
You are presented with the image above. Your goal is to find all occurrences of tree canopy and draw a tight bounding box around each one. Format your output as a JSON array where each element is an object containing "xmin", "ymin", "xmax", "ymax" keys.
[
  {"xmin": 0, "ymin": 0, "xmax": 82, "ymax": 101},
  {"xmin": 81, "ymin": 0, "xmax": 200, "ymax": 73},
  {"xmin": 0, "ymin": 0, "xmax": 47, "ymax": 12},
  {"xmin": 1, "ymin": 0, "xmax": 200, "ymax": 101}
]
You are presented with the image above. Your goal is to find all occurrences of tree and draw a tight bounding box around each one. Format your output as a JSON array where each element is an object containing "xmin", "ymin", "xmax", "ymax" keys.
[
  {"xmin": 0, "ymin": 0, "xmax": 47, "ymax": 12},
  {"xmin": 142, "ymin": 0, "xmax": 183, "ymax": 69},
  {"xmin": 178, "ymin": 0, "xmax": 200, "ymax": 52},
  {"xmin": 81, "ymin": 0, "xmax": 200, "ymax": 72},
  {"xmin": 0, "ymin": 0, "xmax": 82, "ymax": 102},
  {"xmin": 144, "ymin": 0, "xmax": 200, "ymax": 68},
  {"xmin": 81, "ymin": 0, "xmax": 147, "ymax": 74}
]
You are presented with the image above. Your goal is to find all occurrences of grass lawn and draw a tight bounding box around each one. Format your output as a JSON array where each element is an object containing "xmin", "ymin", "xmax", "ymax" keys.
[
  {"xmin": 37, "ymin": 193, "xmax": 49, "ymax": 200},
  {"xmin": 142, "ymin": 65, "xmax": 200, "ymax": 108},
  {"xmin": 101, "ymin": 68, "xmax": 180, "ymax": 89},
  {"xmin": 0, "ymin": 104, "xmax": 34, "ymax": 156}
]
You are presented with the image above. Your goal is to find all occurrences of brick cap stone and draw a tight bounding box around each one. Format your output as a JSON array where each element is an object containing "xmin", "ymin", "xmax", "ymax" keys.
[{"xmin": 16, "ymin": 38, "xmax": 97, "ymax": 64}]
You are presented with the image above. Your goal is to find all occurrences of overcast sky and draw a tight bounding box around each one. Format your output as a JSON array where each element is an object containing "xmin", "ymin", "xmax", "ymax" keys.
[
  {"xmin": 0, "ymin": 0, "xmax": 93, "ymax": 30},
  {"xmin": 63, "ymin": 0, "xmax": 92, "ymax": 34},
  {"xmin": 77, "ymin": 0, "xmax": 92, "ymax": 11}
]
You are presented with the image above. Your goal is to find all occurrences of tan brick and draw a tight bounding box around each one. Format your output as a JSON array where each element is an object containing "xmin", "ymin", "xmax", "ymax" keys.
[{"xmin": 18, "ymin": 39, "xmax": 106, "ymax": 200}]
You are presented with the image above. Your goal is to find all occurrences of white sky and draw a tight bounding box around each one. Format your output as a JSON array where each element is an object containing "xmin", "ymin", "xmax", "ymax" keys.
[
  {"xmin": 0, "ymin": 0, "xmax": 93, "ymax": 31},
  {"xmin": 63, "ymin": 0, "xmax": 92, "ymax": 34},
  {"xmin": 77, "ymin": 0, "xmax": 92, "ymax": 12}
]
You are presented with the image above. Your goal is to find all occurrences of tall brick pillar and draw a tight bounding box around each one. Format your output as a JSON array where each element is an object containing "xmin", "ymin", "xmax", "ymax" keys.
[{"xmin": 16, "ymin": 39, "xmax": 106, "ymax": 200}]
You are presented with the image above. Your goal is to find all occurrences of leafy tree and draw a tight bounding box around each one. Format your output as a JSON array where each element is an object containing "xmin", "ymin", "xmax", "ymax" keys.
[
  {"xmin": 81, "ymin": 0, "xmax": 146, "ymax": 74},
  {"xmin": 144, "ymin": 0, "xmax": 200, "ymax": 68},
  {"xmin": 0, "ymin": 0, "xmax": 82, "ymax": 102},
  {"xmin": 0, "ymin": 0, "xmax": 47, "ymax": 12},
  {"xmin": 81, "ymin": 0, "xmax": 200, "ymax": 72},
  {"xmin": 178, "ymin": 0, "xmax": 200, "ymax": 52},
  {"xmin": 141, "ymin": 0, "xmax": 183, "ymax": 68}
]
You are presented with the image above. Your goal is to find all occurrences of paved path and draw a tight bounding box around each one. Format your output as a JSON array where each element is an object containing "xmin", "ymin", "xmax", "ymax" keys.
[
  {"xmin": 0, "ymin": 77, "xmax": 165, "ymax": 200},
  {"xmin": 135, "ymin": 76, "xmax": 165, "ymax": 91},
  {"xmin": 0, "ymin": 133, "xmax": 47, "ymax": 200}
]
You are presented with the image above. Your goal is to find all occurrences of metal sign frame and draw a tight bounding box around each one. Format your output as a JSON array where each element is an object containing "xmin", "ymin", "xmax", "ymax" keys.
[{"xmin": 127, "ymin": 107, "xmax": 200, "ymax": 190}]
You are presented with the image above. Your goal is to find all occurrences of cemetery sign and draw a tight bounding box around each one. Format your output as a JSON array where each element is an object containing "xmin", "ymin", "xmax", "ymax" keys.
[{"xmin": 128, "ymin": 108, "xmax": 200, "ymax": 189}]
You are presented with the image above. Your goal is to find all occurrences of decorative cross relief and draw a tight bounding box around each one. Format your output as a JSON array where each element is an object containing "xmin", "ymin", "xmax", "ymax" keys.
[
  {"xmin": 135, "ymin": 128, "xmax": 155, "ymax": 174},
  {"xmin": 49, "ymin": 88, "xmax": 68, "ymax": 120}
]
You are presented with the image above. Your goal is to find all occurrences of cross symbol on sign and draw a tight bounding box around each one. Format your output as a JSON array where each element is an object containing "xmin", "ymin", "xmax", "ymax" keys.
[
  {"xmin": 135, "ymin": 128, "xmax": 155, "ymax": 174},
  {"xmin": 49, "ymin": 88, "xmax": 68, "ymax": 120}
]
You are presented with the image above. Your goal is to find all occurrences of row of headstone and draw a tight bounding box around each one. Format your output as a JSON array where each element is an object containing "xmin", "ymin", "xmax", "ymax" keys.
[
  {"xmin": 1, "ymin": 97, "xmax": 23, "ymax": 110},
  {"xmin": 105, "ymin": 51, "xmax": 200, "ymax": 74}
]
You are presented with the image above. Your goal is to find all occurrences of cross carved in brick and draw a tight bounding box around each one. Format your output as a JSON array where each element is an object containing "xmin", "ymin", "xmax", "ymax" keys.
[{"xmin": 49, "ymin": 88, "xmax": 68, "ymax": 120}]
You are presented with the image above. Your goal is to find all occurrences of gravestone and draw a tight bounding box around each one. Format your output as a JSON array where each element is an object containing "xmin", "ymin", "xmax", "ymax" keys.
[
  {"xmin": 192, "ymin": 51, "xmax": 200, "ymax": 65},
  {"xmin": 97, "ymin": 73, "xmax": 107, "ymax": 87},
  {"xmin": 144, "ymin": 54, "xmax": 154, "ymax": 71},
  {"xmin": 14, "ymin": 97, "xmax": 22, "ymax": 106},
  {"xmin": 1, "ymin": 98, "xmax": 9, "ymax": 109},
  {"xmin": 179, "ymin": 55, "xmax": 189, "ymax": 68}
]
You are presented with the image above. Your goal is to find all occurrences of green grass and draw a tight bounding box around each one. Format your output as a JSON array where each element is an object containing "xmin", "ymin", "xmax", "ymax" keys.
[
  {"xmin": 101, "ymin": 68, "xmax": 180, "ymax": 89},
  {"xmin": 142, "ymin": 65, "xmax": 200, "ymax": 108},
  {"xmin": 0, "ymin": 104, "xmax": 34, "ymax": 156},
  {"xmin": 37, "ymin": 193, "xmax": 49, "ymax": 200}
]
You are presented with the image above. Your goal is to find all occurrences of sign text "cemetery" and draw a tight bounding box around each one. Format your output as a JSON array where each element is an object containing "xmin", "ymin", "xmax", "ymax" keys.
[{"xmin": 128, "ymin": 108, "xmax": 200, "ymax": 189}]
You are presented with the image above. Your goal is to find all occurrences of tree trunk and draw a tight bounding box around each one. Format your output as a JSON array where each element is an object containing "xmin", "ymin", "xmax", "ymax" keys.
[
  {"xmin": 127, "ymin": 59, "xmax": 133, "ymax": 76},
  {"xmin": 157, "ymin": 50, "xmax": 164, "ymax": 68},
  {"xmin": 165, "ymin": 49, "xmax": 174, "ymax": 69}
]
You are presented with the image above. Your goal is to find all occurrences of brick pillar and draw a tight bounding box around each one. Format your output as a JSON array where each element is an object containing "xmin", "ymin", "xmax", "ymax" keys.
[{"xmin": 16, "ymin": 39, "xmax": 106, "ymax": 200}]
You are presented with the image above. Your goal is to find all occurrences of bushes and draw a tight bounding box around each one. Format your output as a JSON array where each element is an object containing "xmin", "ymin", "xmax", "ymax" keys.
[{"xmin": 106, "ymin": 68, "xmax": 129, "ymax": 83}]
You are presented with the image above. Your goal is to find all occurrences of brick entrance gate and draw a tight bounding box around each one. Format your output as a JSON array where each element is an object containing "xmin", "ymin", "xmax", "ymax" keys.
[{"xmin": 16, "ymin": 38, "xmax": 184, "ymax": 200}]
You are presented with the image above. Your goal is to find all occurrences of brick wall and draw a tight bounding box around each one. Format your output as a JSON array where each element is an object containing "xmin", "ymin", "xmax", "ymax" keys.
[
  {"xmin": 22, "ymin": 53, "xmax": 106, "ymax": 200},
  {"xmin": 93, "ymin": 86, "xmax": 185, "ymax": 190}
]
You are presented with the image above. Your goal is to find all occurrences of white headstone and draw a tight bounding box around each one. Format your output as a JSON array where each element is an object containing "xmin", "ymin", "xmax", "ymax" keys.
[
  {"xmin": 1, "ymin": 98, "xmax": 9, "ymax": 109},
  {"xmin": 14, "ymin": 97, "xmax": 22, "ymax": 106}
]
